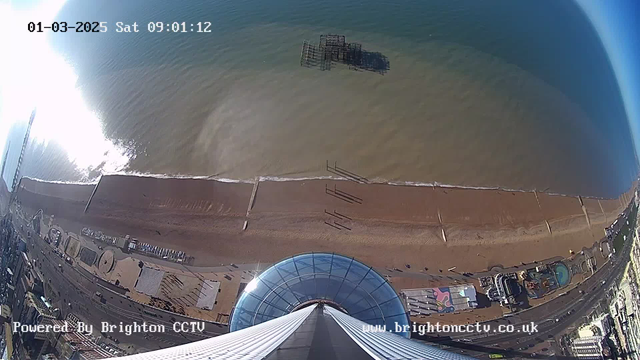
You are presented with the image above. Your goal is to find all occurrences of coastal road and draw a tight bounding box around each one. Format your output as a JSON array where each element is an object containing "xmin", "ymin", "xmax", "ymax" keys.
[
  {"xmin": 421, "ymin": 204, "xmax": 636, "ymax": 358},
  {"xmin": 12, "ymin": 213, "xmax": 229, "ymax": 354},
  {"xmin": 14, "ymin": 200, "xmax": 635, "ymax": 356}
]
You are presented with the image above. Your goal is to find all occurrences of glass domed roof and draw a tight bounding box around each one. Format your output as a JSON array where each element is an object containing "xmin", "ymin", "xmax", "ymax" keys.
[{"xmin": 229, "ymin": 253, "xmax": 410, "ymax": 337}]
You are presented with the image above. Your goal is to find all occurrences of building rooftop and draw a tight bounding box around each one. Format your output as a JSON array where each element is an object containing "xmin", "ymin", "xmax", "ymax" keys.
[
  {"xmin": 402, "ymin": 284, "xmax": 478, "ymax": 315},
  {"xmin": 3, "ymin": 323, "xmax": 12, "ymax": 359},
  {"xmin": 0, "ymin": 304, "xmax": 11, "ymax": 319},
  {"xmin": 26, "ymin": 292, "xmax": 54, "ymax": 317}
]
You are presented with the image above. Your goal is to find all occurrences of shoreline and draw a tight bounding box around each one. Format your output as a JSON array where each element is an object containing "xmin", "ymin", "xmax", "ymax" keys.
[
  {"xmin": 14, "ymin": 174, "xmax": 636, "ymax": 273},
  {"xmin": 21, "ymin": 172, "xmax": 634, "ymax": 201}
]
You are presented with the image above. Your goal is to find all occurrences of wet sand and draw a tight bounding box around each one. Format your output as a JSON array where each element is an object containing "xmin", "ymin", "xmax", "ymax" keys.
[
  {"xmin": 19, "ymin": 178, "xmax": 94, "ymax": 202},
  {"xmin": 15, "ymin": 176, "xmax": 635, "ymax": 272},
  {"xmin": 90, "ymin": 175, "xmax": 253, "ymax": 215}
]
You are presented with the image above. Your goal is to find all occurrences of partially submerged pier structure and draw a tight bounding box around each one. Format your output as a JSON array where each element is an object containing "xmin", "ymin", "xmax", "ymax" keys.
[{"xmin": 300, "ymin": 34, "xmax": 389, "ymax": 74}]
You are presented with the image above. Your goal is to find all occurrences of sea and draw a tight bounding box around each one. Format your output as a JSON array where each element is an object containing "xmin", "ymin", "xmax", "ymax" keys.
[{"xmin": 5, "ymin": 0, "xmax": 639, "ymax": 198}]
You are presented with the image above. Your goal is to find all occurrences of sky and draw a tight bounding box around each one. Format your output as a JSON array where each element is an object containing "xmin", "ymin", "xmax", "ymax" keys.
[
  {"xmin": 576, "ymin": 0, "xmax": 640, "ymax": 164},
  {"xmin": 0, "ymin": 0, "xmax": 639, "ymax": 188}
]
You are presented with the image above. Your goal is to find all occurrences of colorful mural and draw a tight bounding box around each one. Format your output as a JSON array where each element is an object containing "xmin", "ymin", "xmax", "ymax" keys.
[
  {"xmin": 433, "ymin": 287, "xmax": 455, "ymax": 313},
  {"xmin": 403, "ymin": 284, "xmax": 478, "ymax": 316}
]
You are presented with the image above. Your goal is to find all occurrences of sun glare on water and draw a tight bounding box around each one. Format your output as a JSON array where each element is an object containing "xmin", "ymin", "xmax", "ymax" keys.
[{"xmin": 0, "ymin": 0, "xmax": 128, "ymax": 177}]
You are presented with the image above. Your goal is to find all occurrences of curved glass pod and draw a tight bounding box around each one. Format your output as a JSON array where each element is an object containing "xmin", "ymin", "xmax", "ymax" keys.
[{"xmin": 230, "ymin": 253, "xmax": 410, "ymax": 337}]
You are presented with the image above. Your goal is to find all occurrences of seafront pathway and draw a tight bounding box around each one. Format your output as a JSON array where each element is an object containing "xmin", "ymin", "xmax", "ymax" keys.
[{"xmin": 43, "ymin": 208, "xmax": 607, "ymax": 289}]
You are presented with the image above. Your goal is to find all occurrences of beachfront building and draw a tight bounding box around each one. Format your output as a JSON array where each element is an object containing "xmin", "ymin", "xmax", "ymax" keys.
[
  {"xmin": 18, "ymin": 292, "xmax": 56, "ymax": 341},
  {"xmin": 495, "ymin": 273, "xmax": 521, "ymax": 306},
  {"xmin": 479, "ymin": 272, "xmax": 522, "ymax": 306},
  {"xmin": 609, "ymin": 261, "xmax": 640, "ymax": 357},
  {"xmin": 2, "ymin": 323, "xmax": 14, "ymax": 360},
  {"xmin": 46, "ymin": 319, "xmax": 115, "ymax": 359},
  {"xmin": 0, "ymin": 304, "xmax": 10, "ymax": 323},
  {"xmin": 402, "ymin": 284, "xmax": 478, "ymax": 316},
  {"xmin": 112, "ymin": 253, "xmax": 473, "ymax": 359},
  {"xmin": 570, "ymin": 336, "xmax": 609, "ymax": 359}
]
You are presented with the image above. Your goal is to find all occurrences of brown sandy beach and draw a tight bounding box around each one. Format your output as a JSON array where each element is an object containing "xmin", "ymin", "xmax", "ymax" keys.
[{"xmin": 15, "ymin": 175, "xmax": 635, "ymax": 273}]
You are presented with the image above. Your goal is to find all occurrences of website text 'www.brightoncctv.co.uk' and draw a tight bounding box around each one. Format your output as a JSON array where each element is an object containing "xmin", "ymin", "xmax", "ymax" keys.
[{"xmin": 363, "ymin": 322, "xmax": 539, "ymax": 336}]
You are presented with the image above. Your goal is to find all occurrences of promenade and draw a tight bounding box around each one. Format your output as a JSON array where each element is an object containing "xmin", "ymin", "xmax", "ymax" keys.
[{"xmin": 11, "ymin": 175, "xmax": 636, "ymax": 331}]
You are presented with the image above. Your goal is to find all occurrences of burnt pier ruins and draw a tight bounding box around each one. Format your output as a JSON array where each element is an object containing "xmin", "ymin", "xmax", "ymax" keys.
[{"xmin": 300, "ymin": 34, "xmax": 390, "ymax": 74}]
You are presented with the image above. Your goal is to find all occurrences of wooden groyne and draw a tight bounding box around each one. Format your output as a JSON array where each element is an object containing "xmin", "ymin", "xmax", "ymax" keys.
[
  {"xmin": 84, "ymin": 176, "xmax": 102, "ymax": 213},
  {"xmin": 16, "ymin": 176, "xmax": 635, "ymax": 240},
  {"xmin": 243, "ymin": 177, "xmax": 261, "ymax": 230}
]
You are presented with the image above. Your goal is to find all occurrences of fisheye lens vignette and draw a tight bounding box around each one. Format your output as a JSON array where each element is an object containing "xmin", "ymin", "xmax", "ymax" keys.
[{"xmin": 0, "ymin": 0, "xmax": 639, "ymax": 359}]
